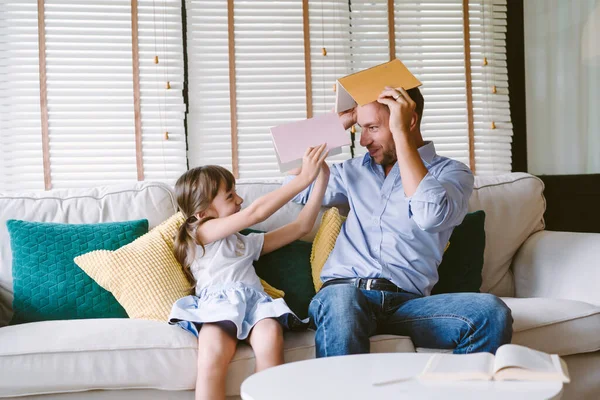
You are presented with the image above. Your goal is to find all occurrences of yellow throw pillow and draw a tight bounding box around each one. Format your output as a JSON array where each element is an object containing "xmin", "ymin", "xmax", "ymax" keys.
[
  {"xmin": 310, "ymin": 207, "xmax": 344, "ymax": 292},
  {"xmin": 75, "ymin": 212, "xmax": 284, "ymax": 321}
]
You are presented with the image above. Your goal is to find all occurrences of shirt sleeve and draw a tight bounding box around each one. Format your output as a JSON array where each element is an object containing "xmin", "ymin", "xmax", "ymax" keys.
[
  {"xmin": 407, "ymin": 162, "xmax": 474, "ymax": 233},
  {"xmin": 282, "ymin": 162, "xmax": 349, "ymax": 206},
  {"xmin": 243, "ymin": 232, "xmax": 265, "ymax": 261}
]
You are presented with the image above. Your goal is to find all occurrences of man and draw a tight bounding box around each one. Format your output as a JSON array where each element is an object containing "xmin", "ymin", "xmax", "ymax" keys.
[{"xmin": 284, "ymin": 86, "xmax": 512, "ymax": 357}]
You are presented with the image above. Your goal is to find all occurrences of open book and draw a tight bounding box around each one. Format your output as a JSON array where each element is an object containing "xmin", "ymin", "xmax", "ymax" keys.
[
  {"xmin": 420, "ymin": 344, "xmax": 570, "ymax": 383},
  {"xmin": 335, "ymin": 59, "xmax": 422, "ymax": 113},
  {"xmin": 270, "ymin": 112, "xmax": 350, "ymax": 172}
]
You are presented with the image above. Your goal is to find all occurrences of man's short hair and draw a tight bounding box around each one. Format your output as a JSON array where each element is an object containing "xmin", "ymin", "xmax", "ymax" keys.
[{"xmin": 406, "ymin": 87, "xmax": 424, "ymax": 127}]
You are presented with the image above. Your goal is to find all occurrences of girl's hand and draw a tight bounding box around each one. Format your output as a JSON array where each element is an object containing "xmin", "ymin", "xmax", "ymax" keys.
[
  {"xmin": 299, "ymin": 143, "xmax": 329, "ymax": 184},
  {"xmin": 319, "ymin": 160, "xmax": 330, "ymax": 180}
]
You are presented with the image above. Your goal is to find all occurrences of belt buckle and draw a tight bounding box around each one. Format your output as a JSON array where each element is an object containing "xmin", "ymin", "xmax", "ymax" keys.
[{"xmin": 365, "ymin": 279, "xmax": 373, "ymax": 291}]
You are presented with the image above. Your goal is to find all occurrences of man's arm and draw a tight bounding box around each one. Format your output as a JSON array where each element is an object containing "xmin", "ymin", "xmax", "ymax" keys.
[
  {"xmin": 378, "ymin": 86, "xmax": 428, "ymax": 196},
  {"xmin": 283, "ymin": 162, "xmax": 348, "ymax": 206},
  {"xmin": 377, "ymin": 86, "xmax": 473, "ymax": 232},
  {"xmin": 406, "ymin": 164, "xmax": 474, "ymax": 232}
]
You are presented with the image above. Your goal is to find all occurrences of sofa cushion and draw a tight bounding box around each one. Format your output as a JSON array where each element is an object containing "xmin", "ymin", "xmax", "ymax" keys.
[
  {"xmin": 0, "ymin": 182, "xmax": 178, "ymax": 327},
  {"xmin": 513, "ymin": 230, "xmax": 600, "ymax": 307},
  {"xmin": 0, "ymin": 318, "xmax": 414, "ymax": 398},
  {"xmin": 73, "ymin": 213, "xmax": 192, "ymax": 321},
  {"xmin": 7, "ymin": 219, "xmax": 148, "ymax": 324},
  {"xmin": 431, "ymin": 210, "xmax": 485, "ymax": 295},
  {"xmin": 501, "ymin": 297, "xmax": 600, "ymax": 356},
  {"xmin": 227, "ymin": 331, "xmax": 414, "ymax": 397},
  {"xmin": 469, "ymin": 173, "xmax": 545, "ymax": 297},
  {"xmin": 0, "ymin": 319, "xmax": 197, "ymax": 398}
]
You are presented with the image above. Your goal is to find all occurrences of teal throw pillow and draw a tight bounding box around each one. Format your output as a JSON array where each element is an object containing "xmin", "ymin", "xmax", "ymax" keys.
[
  {"xmin": 431, "ymin": 210, "xmax": 486, "ymax": 295},
  {"xmin": 7, "ymin": 219, "xmax": 149, "ymax": 324},
  {"xmin": 241, "ymin": 229, "xmax": 315, "ymax": 319}
]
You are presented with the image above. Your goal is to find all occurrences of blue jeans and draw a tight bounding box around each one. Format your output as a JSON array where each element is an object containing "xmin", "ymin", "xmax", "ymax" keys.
[{"xmin": 308, "ymin": 285, "xmax": 513, "ymax": 357}]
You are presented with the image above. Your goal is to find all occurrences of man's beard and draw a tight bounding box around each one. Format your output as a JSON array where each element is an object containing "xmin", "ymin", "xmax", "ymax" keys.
[{"xmin": 376, "ymin": 147, "xmax": 397, "ymax": 168}]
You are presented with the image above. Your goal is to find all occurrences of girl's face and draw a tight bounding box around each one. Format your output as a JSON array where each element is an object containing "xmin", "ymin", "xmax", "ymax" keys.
[{"xmin": 201, "ymin": 183, "xmax": 243, "ymax": 219}]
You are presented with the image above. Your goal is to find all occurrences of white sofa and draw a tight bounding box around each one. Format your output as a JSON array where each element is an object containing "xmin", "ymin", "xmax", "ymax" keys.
[{"xmin": 0, "ymin": 172, "xmax": 599, "ymax": 399}]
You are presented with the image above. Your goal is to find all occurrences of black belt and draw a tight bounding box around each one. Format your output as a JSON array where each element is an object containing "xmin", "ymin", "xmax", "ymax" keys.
[{"xmin": 321, "ymin": 278, "xmax": 407, "ymax": 293}]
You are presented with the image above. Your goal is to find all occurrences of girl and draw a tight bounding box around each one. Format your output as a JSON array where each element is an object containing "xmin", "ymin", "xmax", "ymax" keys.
[{"xmin": 169, "ymin": 144, "xmax": 330, "ymax": 400}]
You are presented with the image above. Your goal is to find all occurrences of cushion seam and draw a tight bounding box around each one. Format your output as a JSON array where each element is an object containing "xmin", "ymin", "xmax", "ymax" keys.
[
  {"xmin": 473, "ymin": 175, "xmax": 544, "ymax": 191},
  {"xmin": 561, "ymin": 346, "xmax": 600, "ymax": 356},
  {"xmin": 513, "ymin": 309, "xmax": 600, "ymax": 332},
  {"xmin": 230, "ymin": 336, "xmax": 414, "ymax": 362}
]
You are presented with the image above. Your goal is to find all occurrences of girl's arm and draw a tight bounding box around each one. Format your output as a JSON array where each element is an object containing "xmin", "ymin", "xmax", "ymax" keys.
[
  {"xmin": 196, "ymin": 144, "xmax": 328, "ymax": 245},
  {"xmin": 260, "ymin": 162, "xmax": 330, "ymax": 256}
]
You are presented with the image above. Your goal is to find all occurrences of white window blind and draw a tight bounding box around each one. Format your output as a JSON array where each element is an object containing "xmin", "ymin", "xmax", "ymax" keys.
[
  {"xmin": 186, "ymin": 0, "xmax": 513, "ymax": 180},
  {"xmin": 0, "ymin": 0, "xmax": 44, "ymax": 191},
  {"xmin": 44, "ymin": 0, "xmax": 139, "ymax": 188},
  {"xmin": 234, "ymin": 1, "xmax": 306, "ymax": 180},
  {"xmin": 345, "ymin": 0, "xmax": 390, "ymax": 157},
  {"xmin": 0, "ymin": 0, "xmax": 186, "ymax": 192},
  {"xmin": 308, "ymin": 1, "xmax": 351, "ymax": 163},
  {"xmin": 394, "ymin": 0, "xmax": 471, "ymax": 166},
  {"xmin": 309, "ymin": 0, "xmax": 389, "ymax": 159},
  {"xmin": 186, "ymin": 0, "xmax": 233, "ymax": 171},
  {"xmin": 469, "ymin": 0, "xmax": 512, "ymax": 175},
  {"xmin": 137, "ymin": 0, "xmax": 187, "ymax": 182}
]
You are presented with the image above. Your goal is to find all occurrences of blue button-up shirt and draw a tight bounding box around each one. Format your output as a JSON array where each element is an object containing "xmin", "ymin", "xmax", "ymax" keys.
[{"xmin": 284, "ymin": 141, "xmax": 474, "ymax": 296}]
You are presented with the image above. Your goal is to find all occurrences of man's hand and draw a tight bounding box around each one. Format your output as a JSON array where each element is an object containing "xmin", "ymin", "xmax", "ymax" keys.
[
  {"xmin": 377, "ymin": 86, "xmax": 416, "ymax": 137},
  {"xmin": 338, "ymin": 107, "xmax": 357, "ymax": 131}
]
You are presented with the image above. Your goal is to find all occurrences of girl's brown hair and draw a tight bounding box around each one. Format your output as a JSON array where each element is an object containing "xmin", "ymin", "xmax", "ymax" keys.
[{"xmin": 173, "ymin": 165, "xmax": 235, "ymax": 287}]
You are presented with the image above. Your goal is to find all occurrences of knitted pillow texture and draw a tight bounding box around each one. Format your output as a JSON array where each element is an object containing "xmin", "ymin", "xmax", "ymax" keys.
[
  {"xmin": 75, "ymin": 213, "xmax": 283, "ymax": 321},
  {"xmin": 310, "ymin": 208, "xmax": 344, "ymax": 292},
  {"xmin": 7, "ymin": 219, "xmax": 148, "ymax": 324}
]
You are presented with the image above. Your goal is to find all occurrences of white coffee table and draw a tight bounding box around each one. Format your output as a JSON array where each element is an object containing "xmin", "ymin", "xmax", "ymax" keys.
[{"xmin": 240, "ymin": 353, "xmax": 563, "ymax": 400}]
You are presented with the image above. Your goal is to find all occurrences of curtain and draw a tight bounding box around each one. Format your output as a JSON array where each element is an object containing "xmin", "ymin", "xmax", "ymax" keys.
[{"xmin": 524, "ymin": 0, "xmax": 600, "ymax": 175}]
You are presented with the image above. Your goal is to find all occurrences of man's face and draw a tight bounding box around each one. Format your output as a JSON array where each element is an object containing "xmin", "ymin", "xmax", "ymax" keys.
[{"xmin": 356, "ymin": 102, "xmax": 397, "ymax": 166}]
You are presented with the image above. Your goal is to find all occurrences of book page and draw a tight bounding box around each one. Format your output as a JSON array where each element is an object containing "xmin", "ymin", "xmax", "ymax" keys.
[
  {"xmin": 493, "ymin": 344, "xmax": 556, "ymax": 375},
  {"xmin": 334, "ymin": 82, "xmax": 357, "ymax": 113},
  {"xmin": 493, "ymin": 344, "xmax": 570, "ymax": 383},
  {"xmin": 420, "ymin": 353, "xmax": 495, "ymax": 381},
  {"xmin": 270, "ymin": 112, "xmax": 351, "ymax": 171}
]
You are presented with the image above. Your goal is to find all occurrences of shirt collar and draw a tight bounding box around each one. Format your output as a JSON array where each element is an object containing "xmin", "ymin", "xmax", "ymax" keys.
[{"xmin": 361, "ymin": 141, "xmax": 437, "ymax": 166}]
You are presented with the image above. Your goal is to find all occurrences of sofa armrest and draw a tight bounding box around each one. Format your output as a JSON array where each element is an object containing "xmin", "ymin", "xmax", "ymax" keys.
[{"xmin": 513, "ymin": 230, "xmax": 600, "ymax": 306}]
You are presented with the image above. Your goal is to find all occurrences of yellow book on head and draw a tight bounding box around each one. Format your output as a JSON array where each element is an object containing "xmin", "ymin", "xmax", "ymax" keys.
[{"xmin": 335, "ymin": 59, "xmax": 422, "ymax": 113}]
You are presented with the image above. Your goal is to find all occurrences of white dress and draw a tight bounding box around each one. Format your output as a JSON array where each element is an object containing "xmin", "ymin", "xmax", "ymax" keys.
[{"xmin": 168, "ymin": 232, "xmax": 306, "ymax": 339}]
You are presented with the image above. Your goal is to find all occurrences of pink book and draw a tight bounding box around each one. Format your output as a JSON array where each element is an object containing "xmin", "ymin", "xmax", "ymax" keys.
[{"xmin": 270, "ymin": 112, "xmax": 351, "ymax": 172}]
